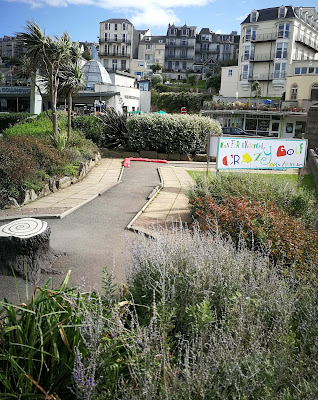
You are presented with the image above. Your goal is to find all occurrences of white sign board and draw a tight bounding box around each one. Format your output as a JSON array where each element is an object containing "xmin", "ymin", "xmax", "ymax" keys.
[{"xmin": 216, "ymin": 137, "xmax": 307, "ymax": 170}]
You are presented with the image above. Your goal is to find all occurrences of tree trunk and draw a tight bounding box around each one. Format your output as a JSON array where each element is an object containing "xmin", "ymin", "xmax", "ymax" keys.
[
  {"xmin": 0, "ymin": 218, "xmax": 55, "ymax": 283},
  {"xmin": 67, "ymin": 90, "xmax": 72, "ymax": 143}
]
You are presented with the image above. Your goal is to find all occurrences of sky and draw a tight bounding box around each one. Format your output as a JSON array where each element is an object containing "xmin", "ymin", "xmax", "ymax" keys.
[{"xmin": 1, "ymin": 0, "xmax": 318, "ymax": 42}]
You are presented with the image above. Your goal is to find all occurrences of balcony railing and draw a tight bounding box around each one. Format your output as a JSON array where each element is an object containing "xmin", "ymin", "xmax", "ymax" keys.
[
  {"xmin": 241, "ymin": 52, "xmax": 276, "ymax": 62},
  {"xmin": 295, "ymin": 35, "xmax": 318, "ymax": 51},
  {"xmin": 165, "ymin": 55, "xmax": 194, "ymax": 60},
  {"xmin": 243, "ymin": 32, "xmax": 289, "ymax": 42},
  {"xmin": 240, "ymin": 71, "xmax": 286, "ymax": 81},
  {"xmin": 99, "ymin": 52, "xmax": 129, "ymax": 57},
  {"xmin": 99, "ymin": 38, "xmax": 131, "ymax": 44}
]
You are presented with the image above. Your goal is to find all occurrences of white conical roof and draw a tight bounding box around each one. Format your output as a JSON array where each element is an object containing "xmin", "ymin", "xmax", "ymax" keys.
[{"xmin": 81, "ymin": 59, "xmax": 112, "ymax": 86}]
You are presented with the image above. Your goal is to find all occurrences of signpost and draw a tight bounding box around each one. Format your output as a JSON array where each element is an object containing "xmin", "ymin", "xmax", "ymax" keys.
[{"xmin": 216, "ymin": 137, "xmax": 307, "ymax": 170}]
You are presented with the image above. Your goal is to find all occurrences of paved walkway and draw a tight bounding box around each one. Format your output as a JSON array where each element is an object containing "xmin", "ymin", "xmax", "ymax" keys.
[{"xmin": 0, "ymin": 158, "xmax": 123, "ymax": 221}]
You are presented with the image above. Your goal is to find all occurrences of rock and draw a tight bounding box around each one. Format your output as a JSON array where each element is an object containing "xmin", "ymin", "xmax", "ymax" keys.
[
  {"xmin": 40, "ymin": 183, "xmax": 51, "ymax": 197},
  {"xmin": 3, "ymin": 197, "xmax": 19, "ymax": 209},
  {"xmin": 18, "ymin": 189, "xmax": 38, "ymax": 205},
  {"xmin": 49, "ymin": 178, "xmax": 58, "ymax": 193},
  {"xmin": 57, "ymin": 176, "xmax": 72, "ymax": 190}
]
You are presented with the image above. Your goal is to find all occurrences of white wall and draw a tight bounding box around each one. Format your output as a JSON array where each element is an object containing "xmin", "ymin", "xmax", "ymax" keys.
[{"xmin": 220, "ymin": 66, "xmax": 239, "ymax": 97}]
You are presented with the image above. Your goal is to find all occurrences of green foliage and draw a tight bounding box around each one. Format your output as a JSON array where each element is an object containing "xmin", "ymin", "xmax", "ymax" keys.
[
  {"xmin": 151, "ymin": 91, "xmax": 211, "ymax": 113},
  {"xmin": 150, "ymin": 74, "xmax": 163, "ymax": 88},
  {"xmin": 150, "ymin": 63, "xmax": 162, "ymax": 74},
  {"xmin": 0, "ymin": 112, "xmax": 32, "ymax": 133},
  {"xmin": 0, "ymin": 272, "xmax": 89, "ymax": 398},
  {"xmin": 72, "ymin": 110, "xmax": 128, "ymax": 149},
  {"xmin": 206, "ymin": 74, "xmax": 221, "ymax": 91},
  {"xmin": 187, "ymin": 172, "xmax": 318, "ymax": 273},
  {"xmin": 127, "ymin": 113, "xmax": 221, "ymax": 154},
  {"xmin": 187, "ymin": 74, "xmax": 197, "ymax": 86},
  {"xmin": 71, "ymin": 115, "xmax": 103, "ymax": 143}
]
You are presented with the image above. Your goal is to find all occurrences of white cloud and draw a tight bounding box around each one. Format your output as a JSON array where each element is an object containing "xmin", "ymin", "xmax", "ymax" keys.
[
  {"xmin": 215, "ymin": 29, "xmax": 222, "ymax": 34},
  {"xmin": 6, "ymin": 0, "xmax": 217, "ymax": 28},
  {"xmin": 131, "ymin": 8, "xmax": 179, "ymax": 28}
]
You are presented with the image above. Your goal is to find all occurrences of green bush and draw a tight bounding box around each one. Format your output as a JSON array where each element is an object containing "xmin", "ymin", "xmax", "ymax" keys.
[
  {"xmin": 71, "ymin": 115, "xmax": 103, "ymax": 143},
  {"xmin": 0, "ymin": 112, "xmax": 32, "ymax": 133},
  {"xmin": 72, "ymin": 110, "xmax": 128, "ymax": 149},
  {"xmin": 127, "ymin": 114, "xmax": 221, "ymax": 154},
  {"xmin": 152, "ymin": 92, "xmax": 211, "ymax": 113},
  {"xmin": 0, "ymin": 273, "xmax": 100, "ymax": 398}
]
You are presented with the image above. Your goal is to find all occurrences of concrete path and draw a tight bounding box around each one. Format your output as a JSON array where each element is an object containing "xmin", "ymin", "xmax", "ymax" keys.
[{"xmin": 0, "ymin": 158, "xmax": 123, "ymax": 221}]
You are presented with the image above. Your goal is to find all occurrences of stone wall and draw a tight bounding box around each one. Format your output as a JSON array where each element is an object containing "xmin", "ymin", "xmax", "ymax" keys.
[
  {"xmin": 2, "ymin": 152, "xmax": 101, "ymax": 209},
  {"xmin": 305, "ymin": 105, "xmax": 318, "ymax": 150},
  {"xmin": 308, "ymin": 149, "xmax": 318, "ymax": 190}
]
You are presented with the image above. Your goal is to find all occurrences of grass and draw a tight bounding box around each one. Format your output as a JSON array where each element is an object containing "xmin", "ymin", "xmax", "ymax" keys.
[{"xmin": 187, "ymin": 170, "xmax": 318, "ymax": 197}]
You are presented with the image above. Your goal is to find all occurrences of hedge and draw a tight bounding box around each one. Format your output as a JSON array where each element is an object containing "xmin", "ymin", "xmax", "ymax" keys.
[
  {"xmin": 151, "ymin": 92, "xmax": 212, "ymax": 113},
  {"xmin": 0, "ymin": 113, "xmax": 33, "ymax": 133},
  {"xmin": 71, "ymin": 115, "xmax": 103, "ymax": 143},
  {"xmin": 127, "ymin": 113, "xmax": 221, "ymax": 154}
]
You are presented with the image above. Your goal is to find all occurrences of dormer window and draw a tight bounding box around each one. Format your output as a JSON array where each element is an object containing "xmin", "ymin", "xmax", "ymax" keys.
[
  {"xmin": 182, "ymin": 28, "xmax": 189, "ymax": 36},
  {"xmin": 250, "ymin": 10, "xmax": 259, "ymax": 22},
  {"xmin": 278, "ymin": 6, "xmax": 287, "ymax": 19}
]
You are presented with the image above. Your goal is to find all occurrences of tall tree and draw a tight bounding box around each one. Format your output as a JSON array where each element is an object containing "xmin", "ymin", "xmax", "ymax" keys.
[
  {"xmin": 58, "ymin": 40, "xmax": 84, "ymax": 141},
  {"xmin": 18, "ymin": 21, "xmax": 71, "ymax": 137}
]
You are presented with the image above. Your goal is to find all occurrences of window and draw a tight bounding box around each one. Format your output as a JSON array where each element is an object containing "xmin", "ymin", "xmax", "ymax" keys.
[
  {"xmin": 228, "ymin": 69, "xmax": 233, "ymax": 76},
  {"xmin": 245, "ymin": 27, "xmax": 256, "ymax": 41},
  {"xmin": 114, "ymin": 34, "xmax": 118, "ymax": 42},
  {"xmin": 112, "ymin": 59, "xmax": 117, "ymax": 70},
  {"xmin": 121, "ymin": 60, "xmax": 126, "ymax": 70},
  {"xmin": 146, "ymin": 44, "xmax": 152, "ymax": 50},
  {"xmin": 250, "ymin": 10, "xmax": 259, "ymax": 22},
  {"xmin": 103, "ymin": 59, "xmax": 108, "ymax": 68},
  {"xmin": 242, "ymin": 64, "xmax": 253, "ymax": 80},
  {"xmin": 105, "ymin": 23, "xmax": 110, "ymax": 30},
  {"xmin": 277, "ymin": 23, "xmax": 290, "ymax": 38},
  {"xmin": 295, "ymin": 67, "xmax": 301, "ymax": 74},
  {"xmin": 278, "ymin": 6, "xmax": 287, "ymax": 18},
  {"xmin": 122, "ymin": 34, "xmax": 127, "ymax": 43},
  {"xmin": 311, "ymin": 84, "xmax": 318, "ymax": 100},
  {"xmin": 104, "ymin": 33, "xmax": 110, "ymax": 41},
  {"xmin": 182, "ymin": 61, "xmax": 186, "ymax": 70},
  {"xmin": 121, "ymin": 45, "xmax": 126, "ymax": 55},
  {"xmin": 145, "ymin": 54, "xmax": 152, "ymax": 61},
  {"xmin": 169, "ymin": 38, "xmax": 175, "ymax": 45},
  {"xmin": 309, "ymin": 67, "xmax": 315, "ymax": 73},
  {"xmin": 182, "ymin": 28, "xmax": 189, "ymax": 35},
  {"xmin": 122, "ymin": 23, "xmax": 126, "ymax": 30},
  {"xmin": 104, "ymin": 44, "xmax": 110, "ymax": 54},
  {"xmin": 316, "ymin": 67, "xmax": 318, "ymax": 74},
  {"xmin": 275, "ymin": 42, "xmax": 288, "ymax": 58},
  {"xmin": 138, "ymin": 61, "xmax": 144, "ymax": 66},
  {"xmin": 291, "ymin": 84, "xmax": 298, "ymax": 100},
  {"xmin": 301, "ymin": 67, "xmax": 307, "ymax": 74},
  {"xmin": 181, "ymin": 39, "xmax": 188, "ymax": 46},
  {"xmin": 114, "ymin": 24, "xmax": 118, "ymax": 31},
  {"xmin": 243, "ymin": 45, "xmax": 254, "ymax": 61},
  {"xmin": 274, "ymin": 62, "xmax": 286, "ymax": 79}
]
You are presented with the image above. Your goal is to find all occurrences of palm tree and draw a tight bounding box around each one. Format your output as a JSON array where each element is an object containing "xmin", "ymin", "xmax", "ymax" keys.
[
  {"xmin": 18, "ymin": 21, "xmax": 71, "ymax": 137},
  {"xmin": 58, "ymin": 40, "xmax": 84, "ymax": 142}
]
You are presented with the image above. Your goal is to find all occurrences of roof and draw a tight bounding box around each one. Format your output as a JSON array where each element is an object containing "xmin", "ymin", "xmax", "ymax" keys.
[
  {"xmin": 199, "ymin": 28, "xmax": 212, "ymax": 34},
  {"xmin": 241, "ymin": 6, "xmax": 296, "ymax": 24},
  {"xmin": 100, "ymin": 18, "xmax": 132, "ymax": 24},
  {"xmin": 81, "ymin": 59, "xmax": 112, "ymax": 86},
  {"xmin": 140, "ymin": 35, "xmax": 166, "ymax": 43}
]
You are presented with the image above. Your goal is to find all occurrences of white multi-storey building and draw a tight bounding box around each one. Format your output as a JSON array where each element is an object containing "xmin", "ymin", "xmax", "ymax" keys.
[
  {"xmin": 99, "ymin": 19, "xmax": 139, "ymax": 73},
  {"xmin": 238, "ymin": 6, "xmax": 318, "ymax": 97}
]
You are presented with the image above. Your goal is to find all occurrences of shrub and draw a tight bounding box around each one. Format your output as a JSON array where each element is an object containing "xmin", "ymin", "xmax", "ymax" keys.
[
  {"xmin": 151, "ymin": 92, "xmax": 211, "ymax": 113},
  {"xmin": 72, "ymin": 110, "xmax": 128, "ymax": 149},
  {"xmin": 127, "ymin": 114, "xmax": 221, "ymax": 154},
  {"xmin": 118, "ymin": 226, "xmax": 318, "ymax": 399},
  {"xmin": 0, "ymin": 273, "xmax": 102, "ymax": 398},
  {"xmin": 71, "ymin": 115, "xmax": 103, "ymax": 143},
  {"xmin": 188, "ymin": 172, "xmax": 318, "ymax": 229},
  {"xmin": 0, "ymin": 112, "xmax": 32, "ymax": 133}
]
